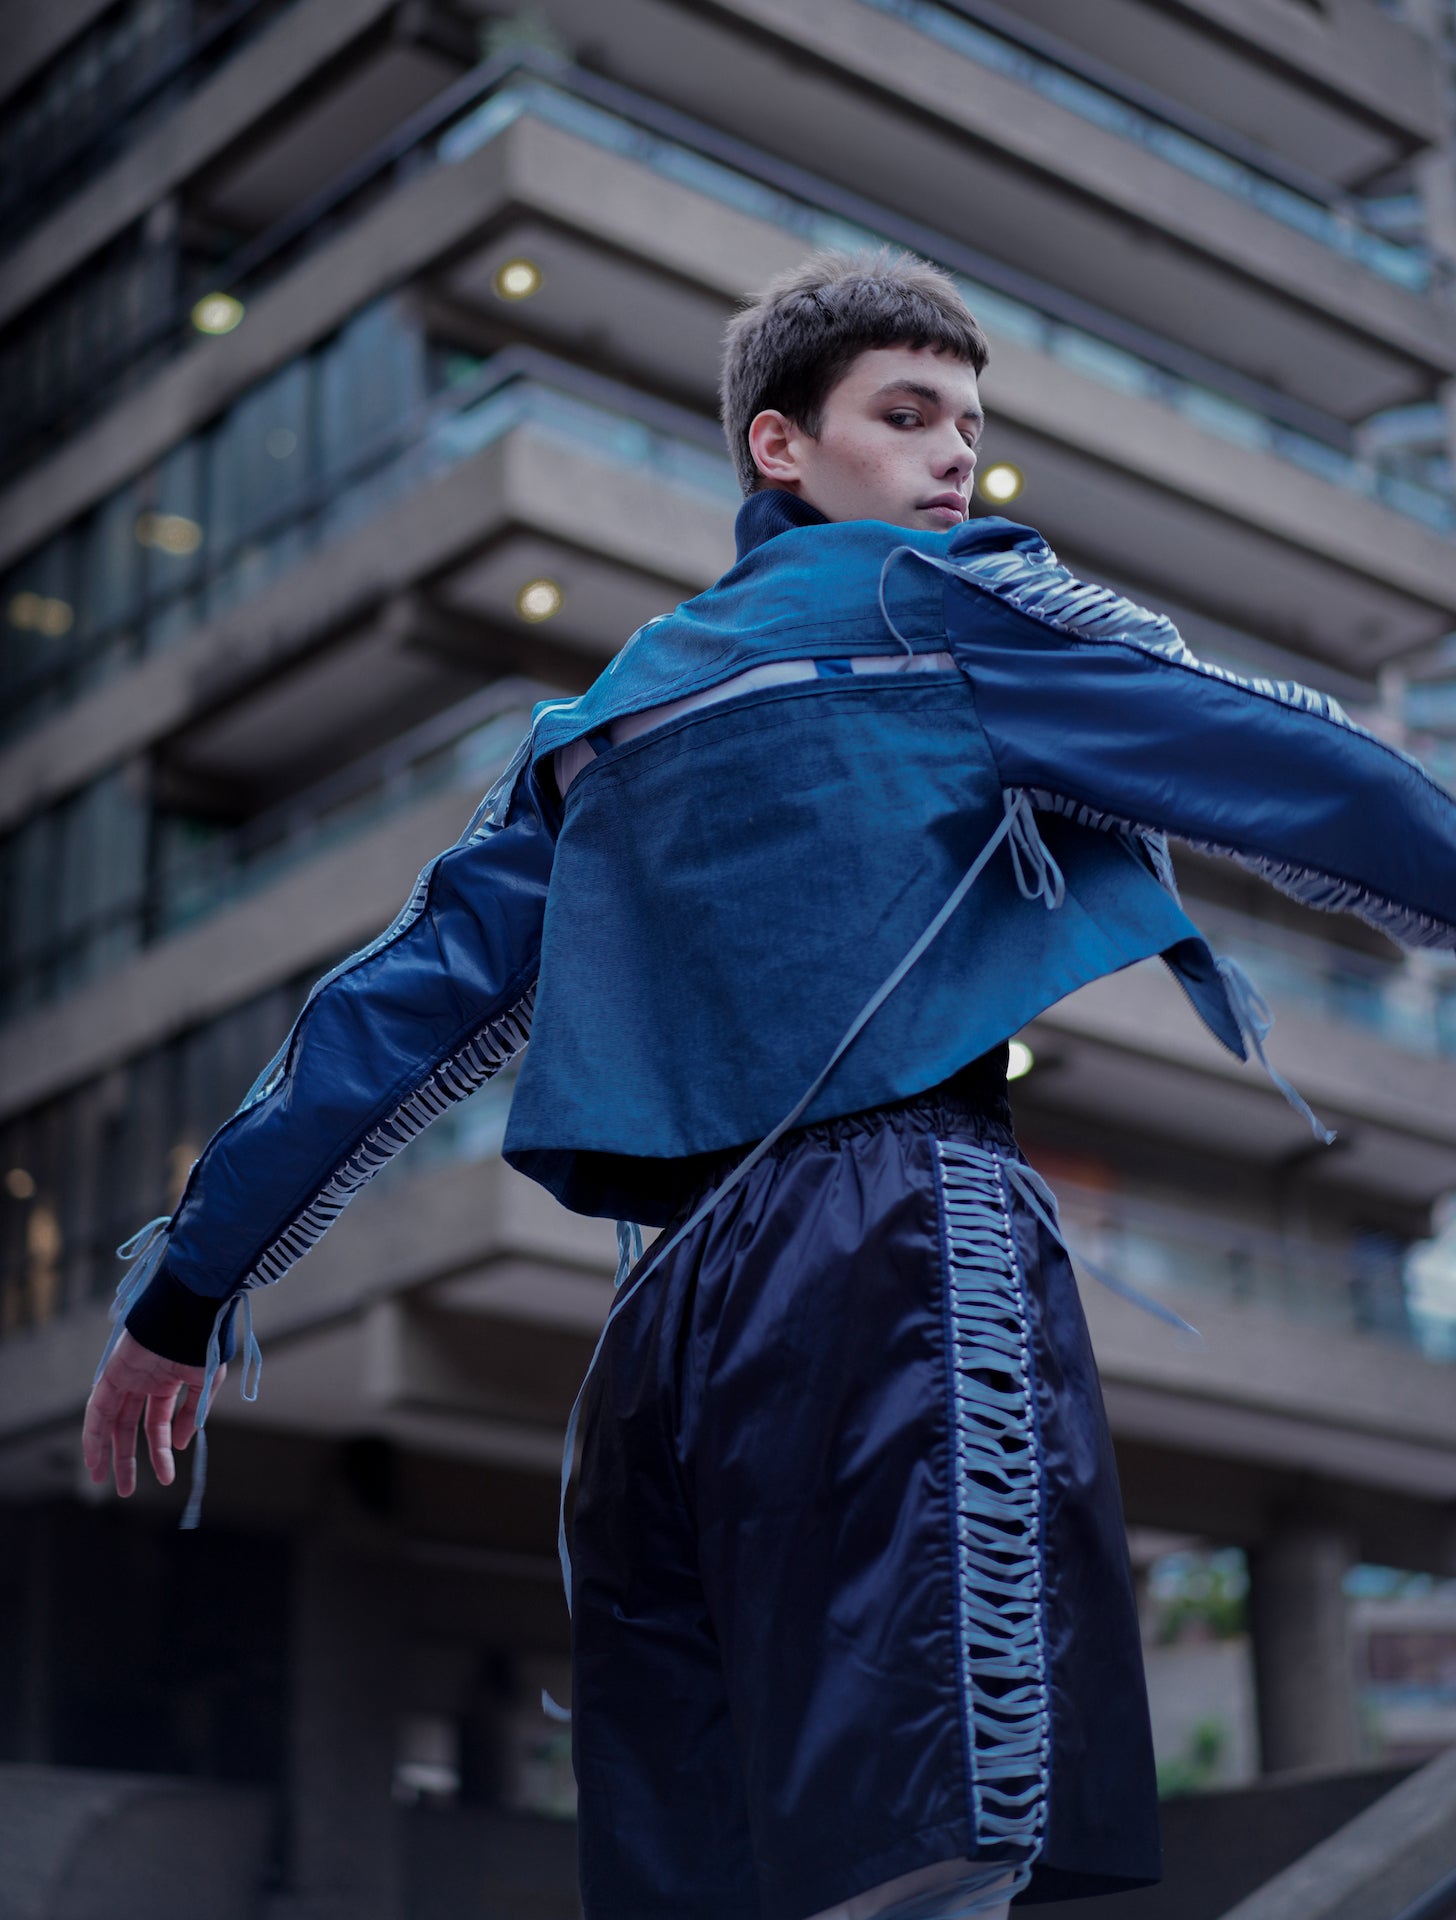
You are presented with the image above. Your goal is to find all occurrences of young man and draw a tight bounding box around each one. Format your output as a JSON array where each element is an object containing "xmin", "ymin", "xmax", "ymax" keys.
[{"xmin": 85, "ymin": 250, "xmax": 1456, "ymax": 1920}]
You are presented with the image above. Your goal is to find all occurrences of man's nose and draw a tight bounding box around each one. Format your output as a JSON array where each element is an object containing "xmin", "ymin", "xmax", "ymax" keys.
[{"xmin": 938, "ymin": 434, "xmax": 976, "ymax": 482}]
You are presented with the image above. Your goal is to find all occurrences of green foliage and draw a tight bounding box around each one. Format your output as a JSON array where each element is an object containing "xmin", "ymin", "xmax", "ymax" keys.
[
  {"xmin": 1156, "ymin": 1717, "xmax": 1227, "ymax": 1798},
  {"xmin": 1151, "ymin": 1548, "xmax": 1249, "ymax": 1645}
]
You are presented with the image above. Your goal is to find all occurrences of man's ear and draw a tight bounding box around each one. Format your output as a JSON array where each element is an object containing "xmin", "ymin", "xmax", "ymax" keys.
[{"xmin": 747, "ymin": 409, "xmax": 804, "ymax": 489}]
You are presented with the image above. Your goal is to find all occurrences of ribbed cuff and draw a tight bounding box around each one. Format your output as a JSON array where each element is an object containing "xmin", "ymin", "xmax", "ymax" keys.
[{"xmin": 124, "ymin": 1262, "xmax": 238, "ymax": 1367}]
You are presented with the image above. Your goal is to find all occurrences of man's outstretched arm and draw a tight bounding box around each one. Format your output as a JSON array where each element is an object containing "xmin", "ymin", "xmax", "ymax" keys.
[
  {"xmin": 937, "ymin": 535, "xmax": 1456, "ymax": 948},
  {"xmin": 83, "ymin": 751, "xmax": 557, "ymax": 1494}
]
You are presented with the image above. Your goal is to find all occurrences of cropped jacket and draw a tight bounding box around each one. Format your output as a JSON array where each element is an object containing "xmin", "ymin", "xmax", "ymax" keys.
[{"xmin": 121, "ymin": 488, "xmax": 1456, "ymax": 1366}]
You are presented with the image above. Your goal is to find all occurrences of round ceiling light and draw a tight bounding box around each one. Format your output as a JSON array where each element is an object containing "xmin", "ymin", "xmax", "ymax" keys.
[
  {"xmin": 979, "ymin": 463, "xmax": 1024, "ymax": 503},
  {"xmin": 191, "ymin": 292, "xmax": 245, "ymax": 334},
  {"xmin": 494, "ymin": 257, "xmax": 543, "ymax": 301},
  {"xmin": 516, "ymin": 577, "xmax": 563, "ymax": 622}
]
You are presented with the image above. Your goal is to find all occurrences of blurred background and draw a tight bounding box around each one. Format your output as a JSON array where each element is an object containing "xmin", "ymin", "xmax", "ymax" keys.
[{"xmin": 2, "ymin": 0, "xmax": 1456, "ymax": 1915}]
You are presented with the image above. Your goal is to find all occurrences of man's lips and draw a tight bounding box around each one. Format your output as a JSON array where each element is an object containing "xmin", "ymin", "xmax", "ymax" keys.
[{"xmin": 921, "ymin": 494, "xmax": 967, "ymax": 519}]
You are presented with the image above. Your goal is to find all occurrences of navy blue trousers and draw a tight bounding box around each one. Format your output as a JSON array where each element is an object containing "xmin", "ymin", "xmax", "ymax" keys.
[{"xmin": 569, "ymin": 1090, "xmax": 1160, "ymax": 1919}]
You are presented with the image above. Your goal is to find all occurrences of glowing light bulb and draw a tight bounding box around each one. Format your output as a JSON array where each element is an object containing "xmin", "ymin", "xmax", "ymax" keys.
[
  {"xmin": 135, "ymin": 512, "xmax": 203, "ymax": 556},
  {"xmin": 979, "ymin": 463, "xmax": 1024, "ymax": 503},
  {"xmin": 191, "ymin": 292, "xmax": 245, "ymax": 334},
  {"xmin": 494, "ymin": 257, "xmax": 542, "ymax": 301},
  {"xmin": 515, "ymin": 578, "xmax": 563, "ymax": 622},
  {"xmin": 7, "ymin": 592, "xmax": 73, "ymax": 634},
  {"xmin": 1007, "ymin": 1040, "xmax": 1034, "ymax": 1081}
]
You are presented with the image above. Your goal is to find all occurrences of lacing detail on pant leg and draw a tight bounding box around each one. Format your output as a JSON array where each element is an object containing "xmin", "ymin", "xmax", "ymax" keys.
[{"xmin": 935, "ymin": 1139, "xmax": 1050, "ymax": 1888}]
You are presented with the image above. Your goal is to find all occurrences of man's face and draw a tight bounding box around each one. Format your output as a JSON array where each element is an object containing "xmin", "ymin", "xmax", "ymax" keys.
[{"xmin": 747, "ymin": 343, "xmax": 984, "ymax": 531}]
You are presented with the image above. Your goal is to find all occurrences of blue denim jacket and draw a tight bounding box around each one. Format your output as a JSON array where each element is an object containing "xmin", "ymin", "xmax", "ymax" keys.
[{"xmin": 121, "ymin": 489, "xmax": 1456, "ymax": 1362}]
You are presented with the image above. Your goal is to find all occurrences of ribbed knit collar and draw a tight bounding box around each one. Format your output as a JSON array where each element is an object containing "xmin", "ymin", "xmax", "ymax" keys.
[{"xmin": 732, "ymin": 487, "xmax": 830, "ymax": 560}]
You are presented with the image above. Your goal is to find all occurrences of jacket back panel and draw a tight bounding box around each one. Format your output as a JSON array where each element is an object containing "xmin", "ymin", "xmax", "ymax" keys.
[{"xmin": 504, "ymin": 669, "xmax": 1210, "ymax": 1218}]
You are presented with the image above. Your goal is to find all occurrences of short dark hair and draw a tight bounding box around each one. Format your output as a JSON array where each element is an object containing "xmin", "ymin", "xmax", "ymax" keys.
[{"xmin": 719, "ymin": 246, "xmax": 990, "ymax": 495}]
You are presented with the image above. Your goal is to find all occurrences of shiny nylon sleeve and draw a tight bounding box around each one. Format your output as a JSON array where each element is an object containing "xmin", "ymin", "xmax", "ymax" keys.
[
  {"xmin": 934, "ymin": 544, "xmax": 1456, "ymax": 952},
  {"xmin": 123, "ymin": 758, "xmax": 557, "ymax": 1362}
]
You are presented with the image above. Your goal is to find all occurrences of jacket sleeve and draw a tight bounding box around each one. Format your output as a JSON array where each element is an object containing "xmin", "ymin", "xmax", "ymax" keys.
[
  {"xmin": 931, "ymin": 533, "xmax": 1456, "ymax": 951},
  {"xmin": 123, "ymin": 751, "xmax": 558, "ymax": 1364}
]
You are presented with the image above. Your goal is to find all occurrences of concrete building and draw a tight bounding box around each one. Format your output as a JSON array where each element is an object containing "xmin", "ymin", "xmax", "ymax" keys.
[{"xmin": 2, "ymin": 1, "xmax": 1455, "ymax": 1913}]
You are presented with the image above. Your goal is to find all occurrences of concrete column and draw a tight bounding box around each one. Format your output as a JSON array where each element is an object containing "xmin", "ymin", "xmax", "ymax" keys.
[
  {"xmin": 271, "ymin": 1539, "xmax": 403, "ymax": 1920},
  {"xmin": 1247, "ymin": 1522, "xmax": 1359, "ymax": 1776}
]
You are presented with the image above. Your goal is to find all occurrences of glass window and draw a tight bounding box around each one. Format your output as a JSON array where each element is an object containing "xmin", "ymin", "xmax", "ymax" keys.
[
  {"xmin": 81, "ymin": 483, "xmax": 143, "ymax": 642},
  {"xmin": 0, "ymin": 815, "xmax": 57, "ymax": 1017},
  {"xmin": 140, "ymin": 435, "xmax": 207, "ymax": 635},
  {"xmin": 0, "ymin": 531, "xmax": 81, "ymax": 721},
  {"xmin": 319, "ymin": 300, "xmax": 424, "ymax": 481},
  {"xmin": 0, "ymin": 962, "xmax": 322, "ymax": 1342},
  {"xmin": 0, "ymin": 767, "xmax": 149, "ymax": 1013}
]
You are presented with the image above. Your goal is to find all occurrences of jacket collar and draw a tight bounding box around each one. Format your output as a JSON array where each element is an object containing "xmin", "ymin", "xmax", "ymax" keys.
[{"xmin": 733, "ymin": 487, "xmax": 830, "ymax": 560}]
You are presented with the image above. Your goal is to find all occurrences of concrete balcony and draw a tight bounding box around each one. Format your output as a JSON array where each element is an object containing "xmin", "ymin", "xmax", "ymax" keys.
[
  {"xmin": 2, "ymin": 1094, "xmax": 1452, "ymax": 1587},
  {"xmin": 1004, "ymin": 0, "xmax": 1445, "ymax": 186},
  {"xmin": 1023, "ymin": 940, "xmax": 1456, "ymax": 1208},
  {"xmin": 0, "ymin": 0, "xmax": 461, "ymax": 332},
  {"xmin": 1082, "ymin": 1243, "xmax": 1456, "ymax": 1571},
  {"xmin": 0, "ymin": 396, "xmax": 733, "ymax": 837},
  {"xmin": 2, "ymin": 0, "xmax": 128, "ymax": 104},
  {"xmin": 11, "ymin": 46, "xmax": 1456, "ymax": 568},
  {"xmin": 4, "ymin": 91, "xmax": 1456, "ymax": 805},
  {"xmin": 534, "ymin": 0, "xmax": 1456, "ymax": 418}
]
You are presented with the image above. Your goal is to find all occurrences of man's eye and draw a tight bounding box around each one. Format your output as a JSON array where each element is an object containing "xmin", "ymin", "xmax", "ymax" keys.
[{"xmin": 886, "ymin": 411, "xmax": 920, "ymax": 427}]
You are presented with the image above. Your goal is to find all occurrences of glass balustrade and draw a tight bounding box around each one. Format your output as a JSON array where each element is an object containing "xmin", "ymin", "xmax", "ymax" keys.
[
  {"xmin": 439, "ymin": 80, "xmax": 1455, "ymax": 534},
  {"xmin": 0, "ymin": 668, "xmax": 545, "ymax": 1021},
  {"xmin": 0, "ymin": 337, "xmax": 738, "ymax": 742},
  {"xmin": 9, "ymin": 723, "xmax": 1456, "ymax": 1351},
  {"xmin": 1185, "ymin": 897, "xmax": 1456, "ymax": 1061},
  {"xmin": 1050, "ymin": 1176, "xmax": 1455, "ymax": 1364},
  {"xmin": 153, "ymin": 693, "xmax": 536, "ymax": 938},
  {"xmin": 0, "ymin": 0, "xmax": 299, "ymax": 244},
  {"xmin": 856, "ymin": 0, "xmax": 1436, "ymax": 294},
  {"xmin": 9, "ymin": 51, "xmax": 1451, "ymax": 558}
]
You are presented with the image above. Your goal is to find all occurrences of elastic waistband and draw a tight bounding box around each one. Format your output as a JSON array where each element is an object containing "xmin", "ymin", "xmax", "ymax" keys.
[
  {"xmin": 668, "ymin": 1074, "xmax": 1017, "ymax": 1238},
  {"xmin": 782, "ymin": 1085, "xmax": 1015, "ymax": 1159}
]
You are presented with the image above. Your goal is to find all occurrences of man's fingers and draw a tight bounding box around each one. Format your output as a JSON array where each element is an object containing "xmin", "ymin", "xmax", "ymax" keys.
[
  {"xmin": 82, "ymin": 1375, "xmax": 123, "ymax": 1476},
  {"xmin": 172, "ymin": 1363, "xmax": 224, "ymax": 1453},
  {"xmin": 83, "ymin": 1331, "xmax": 223, "ymax": 1494},
  {"xmin": 110, "ymin": 1393, "xmax": 144, "ymax": 1499},
  {"xmin": 143, "ymin": 1382, "xmax": 184, "ymax": 1487}
]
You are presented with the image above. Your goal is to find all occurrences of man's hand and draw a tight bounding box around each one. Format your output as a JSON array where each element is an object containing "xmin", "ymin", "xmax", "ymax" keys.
[{"xmin": 82, "ymin": 1330, "xmax": 226, "ymax": 1497}]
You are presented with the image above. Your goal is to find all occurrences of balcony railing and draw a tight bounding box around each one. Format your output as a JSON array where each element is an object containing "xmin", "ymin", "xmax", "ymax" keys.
[
  {"xmin": 0, "ymin": 340, "xmax": 735, "ymax": 746},
  {"xmin": 154, "ymin": 677, "xmax": 542, "ymax": 937},
  {"xmin": 0, "ymin": 0, "xmax": 299, "ymax": 249},
  {"xmin": 8, "ymin": 51, "xmax": 1450, "ymax": 534},
  {"xmin": 1050, "ymin": 1175, "xmax": 1455, "ymax": 1366},
  {"xmin": 444, "ymin": 77, "xmax": 1456, "ymax": 533},
  {"xmin": 0, "ymin": 677, "xmax": 537, "ymax": 1029},
  {"xmin": 0, "ymin": 356, "xmax": 738, "ymax": 1021},
  {"xmin": 859, "ymin": 0, "xmax": 1441, "ymax": 294},
  {"xmin": 6, "ymin": 689, "xmax": 1456, "ymax": 1355},
  {"xmin": 1186, "ymin": 896, "xmax": 1456, "ymax": 1063}
]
